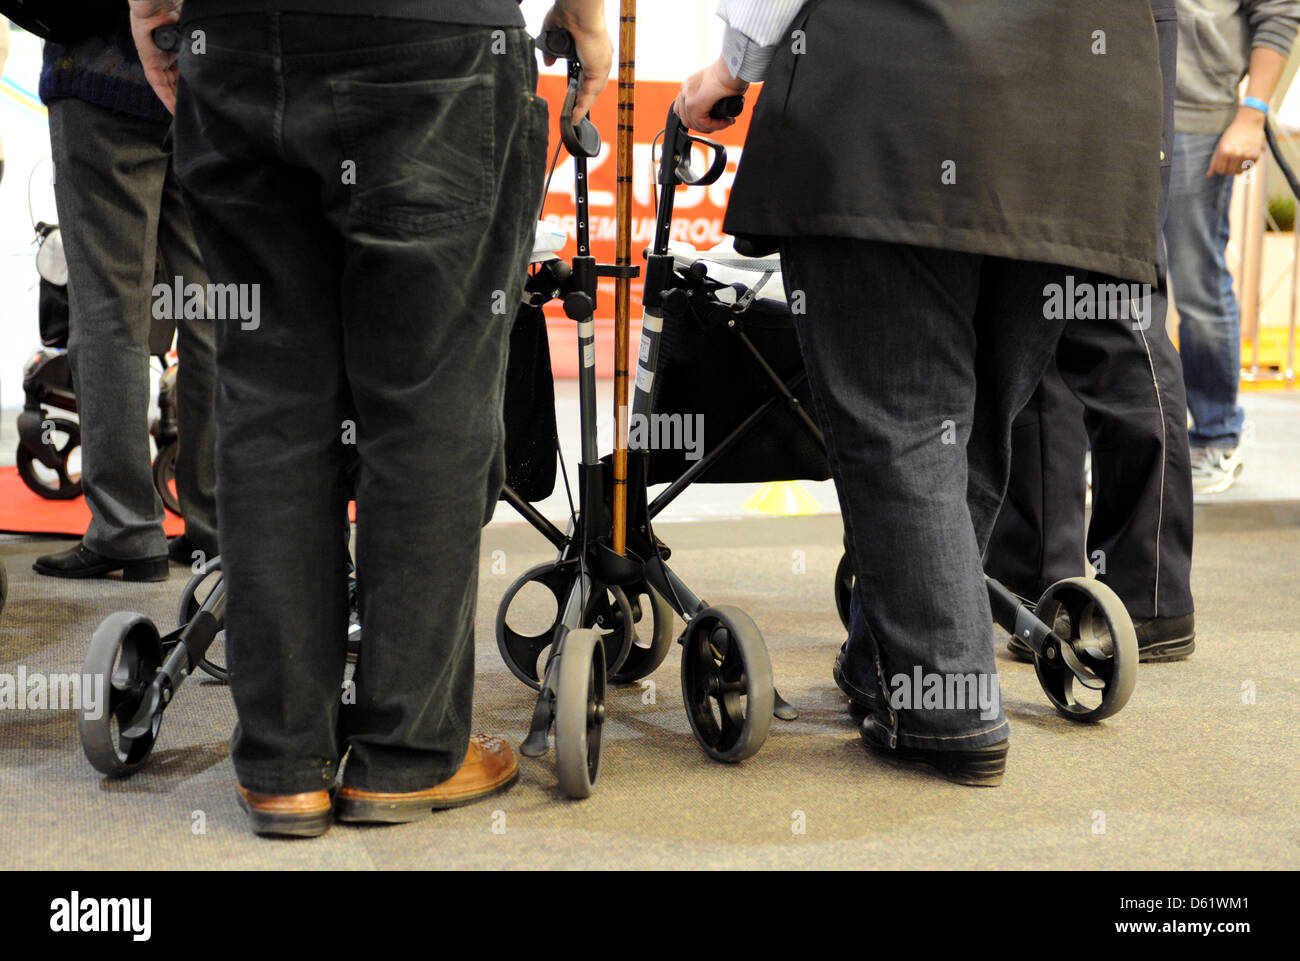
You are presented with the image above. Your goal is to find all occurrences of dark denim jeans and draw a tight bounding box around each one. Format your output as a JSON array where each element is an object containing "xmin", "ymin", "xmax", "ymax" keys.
[
  {"xmin": 173, "ymin": 11, "xmax": 547, "ymax": 793},
  {"xmin": 782, "ymin": 240, "xmax": 1076, "ymax": 750},
  {"xmin": 1165, "ymin": 131, "xmax": 1244, "ymax": 450}
]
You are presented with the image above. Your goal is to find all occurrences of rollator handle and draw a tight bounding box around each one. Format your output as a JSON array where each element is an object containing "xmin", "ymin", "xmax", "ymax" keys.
[
  {"xmin": 537, "ymin": 29, "xmax": 602, "ymax": 159},
  {"xmin": 536, "ymin": 29, "xmax": 578, "ymax": 60},
  {"xmin": 664, "ymin": 110, "xmax": 729, "ymax": 187},
  {"xmin": 709, "ymin": 95, "xmax": 745, "ymax": 120},
  {"xmin": 152, "ymin": 24, "xmax": 182, "ymax": 53}
]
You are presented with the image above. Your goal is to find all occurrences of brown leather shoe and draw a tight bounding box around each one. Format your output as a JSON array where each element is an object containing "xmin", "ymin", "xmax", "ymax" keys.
[
  {"xmin": 236, "ymin": 784, "xmax": 333, "ymax": 838},
  {"xmin": 335, "ymin": 734, "xmax": 519, "ymax": 824}
]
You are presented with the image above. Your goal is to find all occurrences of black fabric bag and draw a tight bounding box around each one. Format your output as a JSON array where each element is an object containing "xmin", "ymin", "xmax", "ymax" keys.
[
  {"xmin": 501, "ymin": 300, "xmax": 558, "ymax": 503},
  {"xmin": 646, "ymin": 292, "xmax": 830, "ymax": 485},
  {"xmin": 1, "ymin": 1, "xmax": 124, "ymax": 42},
  {"xmin": 38, "ymin": 278, "xmax": 69, "ymax": 349},
  {"xmin": 34, "ymin": 222, "xmax": 69, "ymax": 348}
]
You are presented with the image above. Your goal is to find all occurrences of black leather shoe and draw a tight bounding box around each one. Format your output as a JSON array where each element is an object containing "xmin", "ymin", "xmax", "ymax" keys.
[
  {"xmin": 832, "ymin": 643, "xmax": 872, "ymax": 717},
  {"xmin": 33, "ymin": 544, "xmax": 168, "ymax": 582},
  {"xmin": 860, "ymin": 719, "xmax": 1007, "ymax": 787},
  {"xmin": 1008, "ymin": 610, "xmax": 1194, "ymax": 663},
  {"xmin": 1133, "ymin": 613, "xmax": 1195, "ymax": 662}
]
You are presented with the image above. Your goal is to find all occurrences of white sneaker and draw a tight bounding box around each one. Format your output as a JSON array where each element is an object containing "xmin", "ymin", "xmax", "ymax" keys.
[{"xmin": 1190, "ymin": 445, "xmax": 1244, "ymax": 494}]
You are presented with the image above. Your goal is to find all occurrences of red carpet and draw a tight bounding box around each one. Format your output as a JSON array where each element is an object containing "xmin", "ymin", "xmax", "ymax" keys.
[{"xmin": 0, "ymin": 467, "xmax": 186, "ymax": 537}]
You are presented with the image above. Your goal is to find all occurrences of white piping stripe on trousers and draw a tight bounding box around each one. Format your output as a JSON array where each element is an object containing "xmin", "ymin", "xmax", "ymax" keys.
[{"xmin": 1136, "ymin": 323, "xmax": 1167, "ymax": 616}]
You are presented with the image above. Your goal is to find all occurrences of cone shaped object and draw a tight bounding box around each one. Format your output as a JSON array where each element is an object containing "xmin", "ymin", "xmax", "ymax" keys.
[{"xmin": 742, "ymin": 481, "xmax": 822, "ymax": 516}]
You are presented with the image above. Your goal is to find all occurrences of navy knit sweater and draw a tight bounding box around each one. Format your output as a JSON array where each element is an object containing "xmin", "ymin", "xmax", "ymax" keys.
[{"xmin": 38, "ymin": 14, "xmax": 171, "ymax": 124}]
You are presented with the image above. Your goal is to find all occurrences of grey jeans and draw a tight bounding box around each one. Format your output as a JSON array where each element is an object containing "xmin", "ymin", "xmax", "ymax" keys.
[{"xmin": 48, "ymin": 97, "xmax": 219, "ymax": 559}]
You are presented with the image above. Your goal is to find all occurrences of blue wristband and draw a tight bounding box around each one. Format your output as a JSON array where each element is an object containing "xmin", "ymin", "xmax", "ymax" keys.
[{"xmin": 1243, "ymin": 96, "xmax": 1270, "ymax": 115}]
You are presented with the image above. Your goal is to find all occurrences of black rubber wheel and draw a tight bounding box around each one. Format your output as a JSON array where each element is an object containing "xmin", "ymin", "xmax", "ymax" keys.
[
  {"xmin": 1032, "ymin": 577, "xmax": 1138, "ymax": 722},
  {"xmin": 495, "ymin": 561, "xmax": 634, "ymax": 689},
  {"xmin": 609, "ymin": 581, "xmax": 676, "ymax": 684},
  {"xmin": 177, "ymin": 556, "xmax": 227, "ymax": 683},
  {"xmin": 680, "ymin": 605, "xmax": 774, "ymax": 762},
  {"xmin": 554, "ymin": 628, "xmax": 606, "ymax": 798},
  {"xmin": 153, "ymin": 440, "xmax": 182, "ymax": 517},
  {"xmin": 16, "ymin": 417, "xmax": 82, "ymax": 500},
  {"xmin": 834, "ymin": 550, "xmax": 853, "ymax": 631},
  {"xmin": 78, "ymin": 611, "xmax": 166, "ymax": 776},
  {"xmin": 0, "ymin": 558, "xmax": 7, "ymax": 620}
]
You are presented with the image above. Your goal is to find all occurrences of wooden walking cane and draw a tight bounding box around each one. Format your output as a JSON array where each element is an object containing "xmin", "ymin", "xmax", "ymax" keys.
[{"xmin": 611, "ymin": 0, "xmax": 637, "ymax": 555}]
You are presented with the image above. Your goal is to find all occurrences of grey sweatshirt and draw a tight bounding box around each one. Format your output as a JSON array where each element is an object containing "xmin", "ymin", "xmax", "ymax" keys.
[{"xmin": 1176, "ymin": 0, "xmax": 1300, "ymax": 133}]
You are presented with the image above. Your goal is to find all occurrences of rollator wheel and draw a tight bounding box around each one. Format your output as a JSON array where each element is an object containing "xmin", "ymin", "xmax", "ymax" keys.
[
  {"xmin": 16, "ymin": 417, "xmax": 82, "ymax": 500},
  {"xmin": 0, "ymin": 558, "xmax": 8, "ymax": 619},
  {"xmin": 834, "ymin": 550, "xmax": 854, "ymax": 631},
  {"xmin": 152, "ymin": 440, "xmax": 182, "ymax": 517},
  {"xmin": 680, "ymin": 606, "xmax": 774, "ymax": 763},
  {"xmin": 608, "ymin": 581, "xmax": 676, "ymax": 684},
  {"xmin": 1031, "ymin": 577, "xmax": 1138, "ymax": 722},
  {"xmin": 554, "ymin": 628, "xmax": 606, "ymax": 799},
  {"xmin": 496, "ymin": 562, "xmax": 634, "ymax": 690},
  {"xmin": 177, "ymin": 556, "xmax": 227, "ymax": 683},
  {"xmin": 79, "ymin": 612, "xmax": 166, "ymax": 776},
  {"xmin": 497, "ymin": 562, "xmax": 575, "ymax": 690}
]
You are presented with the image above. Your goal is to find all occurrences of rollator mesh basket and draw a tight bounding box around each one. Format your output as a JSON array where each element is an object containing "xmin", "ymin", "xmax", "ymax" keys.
[{"xmin": 644, "ymin": 294, "xmax": 830, "ymax": 485}]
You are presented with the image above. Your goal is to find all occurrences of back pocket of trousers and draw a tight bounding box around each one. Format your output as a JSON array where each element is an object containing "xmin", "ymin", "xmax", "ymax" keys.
[{"xmin": 331, "ymin": 74, "xmax": 495, "ymax": 234}]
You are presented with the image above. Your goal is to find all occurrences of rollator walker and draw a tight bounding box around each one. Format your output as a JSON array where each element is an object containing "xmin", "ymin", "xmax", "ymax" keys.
[{"xmin": 492, "ymin": 36, "xmax": 795, "ymax": 799}]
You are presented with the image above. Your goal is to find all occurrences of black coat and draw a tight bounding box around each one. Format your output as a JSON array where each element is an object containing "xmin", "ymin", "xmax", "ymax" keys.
[{"xmin": 725, "ymin": 0, "xmax": 1165, "ymax": 285}]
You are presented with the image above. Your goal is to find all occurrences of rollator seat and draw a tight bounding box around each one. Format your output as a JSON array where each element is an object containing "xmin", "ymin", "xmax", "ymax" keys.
[{"xmin": 666, "ymin": 237, "xmax": 787, "ymax": 310}]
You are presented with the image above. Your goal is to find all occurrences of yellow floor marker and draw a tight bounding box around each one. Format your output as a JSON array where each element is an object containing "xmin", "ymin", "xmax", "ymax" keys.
[{"xmin": 742, "ymin": 481, "xmax": 823, "ymax": 516}]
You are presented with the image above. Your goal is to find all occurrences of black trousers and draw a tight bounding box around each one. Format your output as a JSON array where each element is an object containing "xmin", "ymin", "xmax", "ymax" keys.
[
  {"xmin": 985, "ymin": 1, "xmax": 1193, "ymax": 619},
  {"xmin": 984, "ymin": 300, "xmax": 1195, "ymax": 618},
  {"xmin": 173, "ymin": 12, "xmax": 547, "ymax": 793}
]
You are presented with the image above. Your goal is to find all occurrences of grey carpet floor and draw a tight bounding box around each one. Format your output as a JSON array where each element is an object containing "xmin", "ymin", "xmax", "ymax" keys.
[{"xmin": 0, "ymin": 506, "xmax": 1297, "ymax": 870}]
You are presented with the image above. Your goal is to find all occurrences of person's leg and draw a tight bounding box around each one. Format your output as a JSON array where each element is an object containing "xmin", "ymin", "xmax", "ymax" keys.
[
  {"xmin": 964, "ymin": 266, "xmax": 1083, "ymax": 562},
  {"xmin": 41, "ymin": 98, "xmax": 170, "ymax": 573},
  {"xmin": 156, "ymin": 160, "xmax": 220, "ymax": 558},
  {"xmin": 785, "ymin": 238, "xmax": 1019, "ymax": 760},
  {"xmin": 280, "ymin": 18, "xmax": 548, "ymax": 792},
  {"xmin": 983, "ymin": 361, "xmax": 1088, "ymax": 601},
  {"xmin": 1165, "ymin": 132, "xmax": 1244, "ymax": 453},
  {"xmin": 1055, "ymin": 275, "xmax": 1196, "ymax": 627},
  {"xmin": 173, "ymin": 13, "xmax": 352, "ymax": 799}
]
